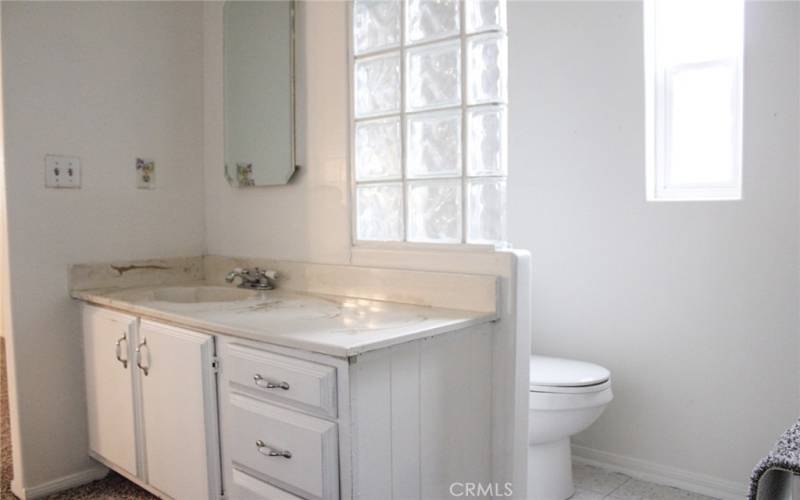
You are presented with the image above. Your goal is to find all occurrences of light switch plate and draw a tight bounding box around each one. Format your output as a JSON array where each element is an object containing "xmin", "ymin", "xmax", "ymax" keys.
[{"xmin": 45, "ymin": 155, "xmax": 81, "ymax": 188}]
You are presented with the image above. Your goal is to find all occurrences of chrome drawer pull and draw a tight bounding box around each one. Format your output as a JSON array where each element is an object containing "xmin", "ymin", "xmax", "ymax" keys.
[
  {"xmin": 253, "ymin": 374, "xmax": 289, "ymax": 390},
  {"xmin": 255, "ymin": 440, "xmax": 292, "ymax": 459},
  {"xmin": 115, "ymin": 334, "xmax": 128, "ymax": 368},
  {"xmin": 136, "ymin": 338, "xmax": 149, "ymax": 376}
]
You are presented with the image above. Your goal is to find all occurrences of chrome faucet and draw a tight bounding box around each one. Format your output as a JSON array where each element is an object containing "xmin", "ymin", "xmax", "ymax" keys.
[{"xmin": 225, "ymin": 267, "xmax": 278, "ymax": 290}]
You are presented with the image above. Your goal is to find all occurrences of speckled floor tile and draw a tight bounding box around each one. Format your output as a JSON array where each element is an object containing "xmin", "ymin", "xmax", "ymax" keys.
[
  {"xmin": 608, "ymin": 478, "xmax": 717, "ymax": 500},
  {"xmin": 574, "ymin": 463, "xmax": 631, "ymax": 494},
  {"xmin": 571, "ymin": 489, "xmax": 609, "ymax": 499}
]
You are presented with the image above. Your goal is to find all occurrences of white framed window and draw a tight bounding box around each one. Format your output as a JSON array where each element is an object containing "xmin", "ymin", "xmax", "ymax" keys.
[
  {"xmin": 351, "ymin": 0, "xmax": 508, "ymax": 246},
  {"xmin": 644, "ymin": 0, "xmax": 744, "ymax": 201}
]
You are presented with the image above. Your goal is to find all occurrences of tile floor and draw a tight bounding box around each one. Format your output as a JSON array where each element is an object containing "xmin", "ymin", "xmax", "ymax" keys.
[{"xmin": 572, "ymin": 463, "xmax": 719, "ymax": 500}]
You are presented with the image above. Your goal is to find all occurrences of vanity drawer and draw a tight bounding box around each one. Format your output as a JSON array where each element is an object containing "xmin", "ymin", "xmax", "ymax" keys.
[
  {"xmin": 230, "ymin": 468, "xmax": 304, "ymax": 500},
  {"xmin": 228, "ymin": 394, "xmax": 339, "ymax": 500},
  {"xmin": 227, "ymin": 344, "xmax": 337, "ymax": 418}
]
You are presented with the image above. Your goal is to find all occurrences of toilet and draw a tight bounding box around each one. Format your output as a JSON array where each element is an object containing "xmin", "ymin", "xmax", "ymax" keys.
[{"xmin": 528, "ymin": 355, "xmax": 613, "ymax": 500}]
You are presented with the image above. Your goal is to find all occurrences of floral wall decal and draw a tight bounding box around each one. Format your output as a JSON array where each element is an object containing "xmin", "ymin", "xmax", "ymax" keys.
[
  {"xmin": 136, "ymin": 158, "xmax": 155, "ymax": 189},
  {"xmin": 236, "ymin": 163, "xmax": 255, "ymax": 187}
]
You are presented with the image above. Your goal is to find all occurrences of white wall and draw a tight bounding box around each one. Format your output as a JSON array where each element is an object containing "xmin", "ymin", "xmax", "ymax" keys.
[
  {"xmin": 2, "ymin": 1, "xmax": 206, "ymax": 489},
  {"xmin": 508, "ymin": 0, "xmax": 800, "ymax": 493},
  {"xmin": 204, "ymin": 1, "xmax": 352, "ymax": 265},
  {"xmin": 0, "ymin": 0, "xmax": 6, "ymax": 342}
]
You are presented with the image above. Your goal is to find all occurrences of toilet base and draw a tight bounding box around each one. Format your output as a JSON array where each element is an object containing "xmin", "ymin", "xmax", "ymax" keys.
[{"xmin": 528, "ymin": 438, "xmax": 575, "ymax": 500}]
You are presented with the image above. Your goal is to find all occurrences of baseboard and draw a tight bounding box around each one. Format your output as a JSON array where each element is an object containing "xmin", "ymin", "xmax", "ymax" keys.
[
  {"xmin": 10, "ymin": 464, "xmax": 109, "ymax": 499},
  {"xmin": 572, "ymin": 444, "xmax": 748, "ymax": 500}
]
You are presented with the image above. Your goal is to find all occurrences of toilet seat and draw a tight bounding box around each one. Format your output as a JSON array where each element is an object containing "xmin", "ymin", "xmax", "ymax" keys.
[
  {"xmin": 529, "ymin": 379, "xmax": 611, "ymax": 394},
  {"xmin": 529, "ymin": 384, "xmax": 613, "ymax": 411},
  {"xmin": 530, "ymin": 355, "xmax": 610, "ymax": 394}
]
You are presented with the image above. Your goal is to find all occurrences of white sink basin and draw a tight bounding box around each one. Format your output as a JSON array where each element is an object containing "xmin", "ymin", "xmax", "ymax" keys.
[{"xmin": 145, "ymin": 286, "xmax": 258, "ymax": 303}]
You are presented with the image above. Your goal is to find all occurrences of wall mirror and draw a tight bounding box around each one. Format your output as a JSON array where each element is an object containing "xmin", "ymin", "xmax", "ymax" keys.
[{"xmin": 224, "ymin": 0, "xmax": 297, "ymax": 187}]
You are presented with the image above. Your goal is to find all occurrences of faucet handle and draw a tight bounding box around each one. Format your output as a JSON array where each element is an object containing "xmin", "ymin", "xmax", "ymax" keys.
[
  {"xmin": 254, "ymin": 269, "xmax": 278, "ymax": 287},
  {"xmin": 225, "ymin": 267, "xmax": 245, "ymax": 283},
  {"xmin": 259, "ymin": 269, "xmax": 278, "ymax": 280}
]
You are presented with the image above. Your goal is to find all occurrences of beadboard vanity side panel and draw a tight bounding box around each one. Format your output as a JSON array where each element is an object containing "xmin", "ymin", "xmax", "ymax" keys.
[
  {"xmin": 350, "ymin": 248, "xmax": 533, "ymax": 498},
  {"xmin": 203, "ymin": 255, "xmax": 498, "ymax": 314},
  {"xmin": 349, "ymin": 323, "xmax": 493, "ymax": 500}
]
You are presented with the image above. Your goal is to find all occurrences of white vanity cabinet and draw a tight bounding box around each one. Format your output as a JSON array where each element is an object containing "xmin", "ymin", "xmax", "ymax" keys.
[
  {"xmin": 217, "ymin": 323, "xmax": 493, "ymax": 500},
  {"xmin": 82, "ymin": 303, "xmax": 495, "ymax": 500},
  {"xmin": 82, "ymin": 306, "xmax": 221, "ymax": 500},
  {"xmin": 82, "ymin": 306, "xmax": 139, "ymax": 477},
  {"xmin": 137, "ymin": 320, "xmax": 221, "ymax": 500}
]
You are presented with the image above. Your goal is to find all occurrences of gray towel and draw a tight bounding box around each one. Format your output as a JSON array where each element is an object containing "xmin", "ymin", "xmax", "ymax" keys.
[{"xmin": 750, "ymin": 419, "xmax": 800, "ymax": 500}]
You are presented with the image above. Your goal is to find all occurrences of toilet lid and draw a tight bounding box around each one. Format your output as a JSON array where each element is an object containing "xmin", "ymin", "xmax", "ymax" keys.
[{"xmin": 530, "ymin": 355, "xmax": 610, "ymax": 389}]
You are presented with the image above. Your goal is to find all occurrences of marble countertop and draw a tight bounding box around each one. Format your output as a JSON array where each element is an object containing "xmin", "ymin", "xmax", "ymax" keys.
[{"xmin": 71, "ymin": 283, "xmax": 497, "ymax": 358}]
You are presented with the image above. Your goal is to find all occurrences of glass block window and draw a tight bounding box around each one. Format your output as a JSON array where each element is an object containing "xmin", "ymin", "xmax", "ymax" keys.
[{"xmin": 352, "ymin": 0, "xmax": 508, "ymax": 245}]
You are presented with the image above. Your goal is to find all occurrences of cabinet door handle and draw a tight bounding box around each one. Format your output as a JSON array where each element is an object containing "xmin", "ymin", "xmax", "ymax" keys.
[
  {"xmin": 253, "ymin": 374, "xmax": 289, "ymax": 390},
  {"xmin": 255, "ymin": 440, "xmax": 292, "ymax": 459},
  {"xmin": 135, "ymin": 338, "xmax": 149, "ymax": 376},
  {"xmin": 115, "ymin": 334, "xmax": 128, "ymax": 369}
]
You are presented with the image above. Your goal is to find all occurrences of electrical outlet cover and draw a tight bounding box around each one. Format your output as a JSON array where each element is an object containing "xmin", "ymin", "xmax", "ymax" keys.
[
  {"xmin": 136, "ymin": 158, "xmax": 155, "ymax": 189},
  {"xmin": 45, "ymin": 155, "xmax": 81, "ymax": 188}
]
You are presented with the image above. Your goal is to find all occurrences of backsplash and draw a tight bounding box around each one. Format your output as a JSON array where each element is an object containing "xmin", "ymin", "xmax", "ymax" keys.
[
  {"xmin": 69, "ymin": 255, "xmax": 498, "ymax": 314},
  {"xmin": 203, "ymin": 255, "xmax": 498, "ymax": 313},
  {"xmin": 69, "ymin": 256, "xmax": 203, "ymax": 291}
]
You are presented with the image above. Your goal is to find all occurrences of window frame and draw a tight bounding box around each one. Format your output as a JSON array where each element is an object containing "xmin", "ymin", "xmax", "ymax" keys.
[
  {"xmin": 348, "ymin": 0, "xmax": 509, "ymax": 249},
  {"xmin": 644, "ymin": 0, "xmax": 744, "ymax": 202}
]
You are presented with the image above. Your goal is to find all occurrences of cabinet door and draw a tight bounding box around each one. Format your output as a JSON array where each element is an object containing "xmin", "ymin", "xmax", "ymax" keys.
[
  {"xmin": 82, "ymin": 305, "xmax": 138, "ymax": 476},
  {"xmin": 137, "ymin": 320, "xmax": 220, "ymax": 500}
]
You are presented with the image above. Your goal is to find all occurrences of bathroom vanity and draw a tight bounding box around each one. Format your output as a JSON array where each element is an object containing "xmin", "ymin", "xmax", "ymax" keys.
[{"xmin": 72, "ymin": 257, "xmax": 507, "ymax": 500}]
